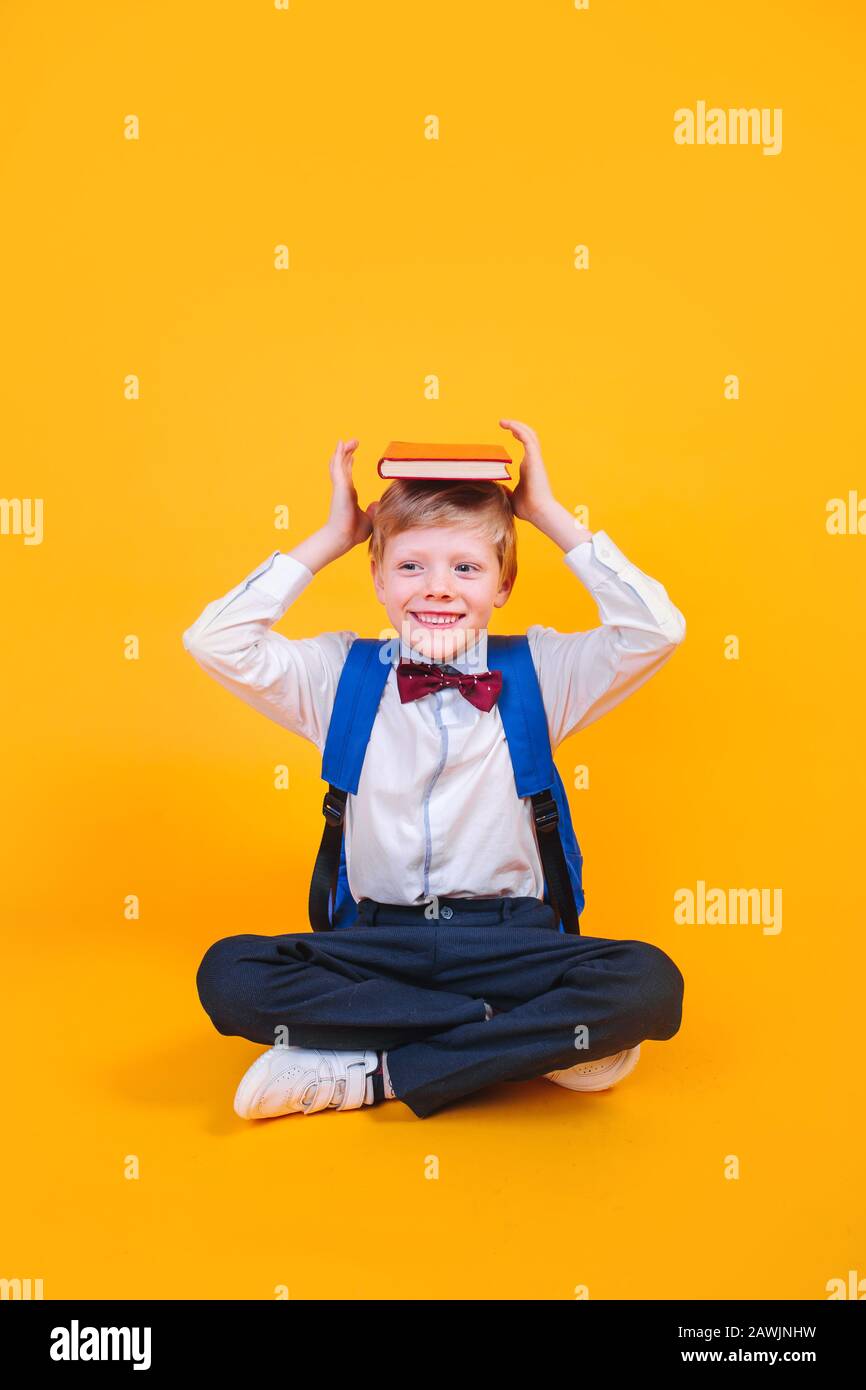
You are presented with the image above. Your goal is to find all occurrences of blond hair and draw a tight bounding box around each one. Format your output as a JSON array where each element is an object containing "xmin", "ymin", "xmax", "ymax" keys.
[{"xmin": 368, "ymin": 479, "xmax": 518, "ymax": 589}]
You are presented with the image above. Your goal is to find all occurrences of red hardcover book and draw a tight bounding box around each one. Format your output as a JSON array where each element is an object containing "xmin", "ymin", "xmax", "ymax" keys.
[{"xmin": 377, "ymin": 441, "xmax": 512, "ymax": 481}]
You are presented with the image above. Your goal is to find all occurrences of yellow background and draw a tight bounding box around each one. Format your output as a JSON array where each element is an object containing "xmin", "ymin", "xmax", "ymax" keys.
[{"xmin": 1, "ymin": 0, "xmax": 863, "ymax": 1300}]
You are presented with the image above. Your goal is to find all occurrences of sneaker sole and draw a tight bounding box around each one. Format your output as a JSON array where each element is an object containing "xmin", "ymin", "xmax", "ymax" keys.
[{"xmin": 546, "ymin": 1044, "xmax": 642, "ymax": 1092}]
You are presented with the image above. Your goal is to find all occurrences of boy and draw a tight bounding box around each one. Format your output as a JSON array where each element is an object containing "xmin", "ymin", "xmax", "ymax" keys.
[{"xmin": 184, "ymin": 419, "xmax": 686, "ymax": 1120}]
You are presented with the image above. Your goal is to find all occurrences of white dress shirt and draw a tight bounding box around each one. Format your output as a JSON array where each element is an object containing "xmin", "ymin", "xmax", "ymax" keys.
[{"xmin": 182, "ymin": 531, "xmax": 686, "ymax": 907}]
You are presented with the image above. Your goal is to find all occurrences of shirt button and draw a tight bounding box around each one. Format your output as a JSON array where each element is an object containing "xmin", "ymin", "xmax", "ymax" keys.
[{"xmin": 440, "ymin": 905, "xmax": 453, "ymax": 919}]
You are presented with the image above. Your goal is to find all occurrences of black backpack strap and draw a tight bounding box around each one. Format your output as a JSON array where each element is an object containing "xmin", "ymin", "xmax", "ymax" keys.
[
  {"xmin": 530, "ymin": 789, "xmax": 581, "ymax": 936},
  {"xmin": 308, "ymin": 785, "xmax": 347, "ymax": 933}
]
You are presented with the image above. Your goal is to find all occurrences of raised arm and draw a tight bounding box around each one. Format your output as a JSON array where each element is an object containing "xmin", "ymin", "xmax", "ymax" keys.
[
  {"xmin": 527, "ymin": 525, "xmax": 686, "ymax": 748},
  {"xmin": 181, "ymin": 439, "xmax": 376, "ymax": 750},
  {"xmin": 499, "ymin": 418, "xmax": 686, "ymax": 749}
]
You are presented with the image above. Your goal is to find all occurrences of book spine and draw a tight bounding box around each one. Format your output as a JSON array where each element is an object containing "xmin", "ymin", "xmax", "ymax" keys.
[{"xmin": 374, "ymin": 463, "xmax": 511, "ymax": 479}]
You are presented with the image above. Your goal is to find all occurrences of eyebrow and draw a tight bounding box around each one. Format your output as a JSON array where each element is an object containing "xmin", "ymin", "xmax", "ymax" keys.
[{"xmin": 391, "ymin": 552, "xmax": 488, "ymax": 564}]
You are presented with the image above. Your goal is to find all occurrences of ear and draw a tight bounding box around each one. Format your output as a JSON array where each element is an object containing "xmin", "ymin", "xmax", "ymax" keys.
[
  {"xmin": 370, "ymin": 555, "xmax": 386, "ymax": 604},
  {"xmin": 493, "ymin": 576, "xmax": 514, "ymax": 609}
]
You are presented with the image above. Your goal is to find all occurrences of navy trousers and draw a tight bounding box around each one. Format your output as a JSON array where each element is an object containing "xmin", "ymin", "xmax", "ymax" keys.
[{"xmin": 196, "ymin": 895, "xmax": 684, "ymax": 1119}]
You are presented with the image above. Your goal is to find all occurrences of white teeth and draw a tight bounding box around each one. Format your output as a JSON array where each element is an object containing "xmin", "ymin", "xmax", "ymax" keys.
[{"xmin": 412, "ymin": 613, "xmax": 462, "ymax": 625}]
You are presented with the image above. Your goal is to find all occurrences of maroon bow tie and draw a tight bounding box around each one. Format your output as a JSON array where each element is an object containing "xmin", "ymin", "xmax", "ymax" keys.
[{"xmin": 395, "ymin": 659, "xmax": 503, "ymax": 712}]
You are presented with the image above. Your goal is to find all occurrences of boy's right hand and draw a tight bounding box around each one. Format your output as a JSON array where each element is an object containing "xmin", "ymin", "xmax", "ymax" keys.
[{"xmin": 324, "ymin": 439, "xmax": 377, "ymax": 554}]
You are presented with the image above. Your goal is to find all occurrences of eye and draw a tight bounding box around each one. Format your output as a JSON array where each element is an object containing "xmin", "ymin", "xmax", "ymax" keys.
[{"xmin": 397, "ymin": 560, "xmax": 478, "ymax": 574}]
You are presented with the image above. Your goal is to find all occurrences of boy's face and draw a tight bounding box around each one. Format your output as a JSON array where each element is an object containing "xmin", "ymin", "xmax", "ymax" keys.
[{"xmin": 370, "ymin": 523, "xmax": 513, "ymax": 663}]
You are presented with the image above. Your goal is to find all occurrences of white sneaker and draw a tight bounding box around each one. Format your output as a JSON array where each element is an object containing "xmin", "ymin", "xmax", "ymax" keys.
[
  {"xmin": 233, "ymin": 1045, "xmax": 379, "ymax": 1119},
  {"xmin": 545, "ymin": 1044, "xmax": 641, "ymax": 1092}
]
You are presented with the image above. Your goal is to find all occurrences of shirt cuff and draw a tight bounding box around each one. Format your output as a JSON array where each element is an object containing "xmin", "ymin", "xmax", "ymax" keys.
[
  {"xmin": 247, "ymin": 550, "xmax": 316, "ymax": 602},
  {"xmin": 563, "ymin": 529, "xmax": 629, "ymax": 575},
  {"xmin": 563, "ymin": 530, "xmax": 685, "ymax": 641}
]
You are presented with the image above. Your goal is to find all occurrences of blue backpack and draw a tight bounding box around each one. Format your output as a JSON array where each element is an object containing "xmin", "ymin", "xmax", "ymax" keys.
[{"xmin": 308, "ymin": 635, "xmax": 584, "ymax": 934}]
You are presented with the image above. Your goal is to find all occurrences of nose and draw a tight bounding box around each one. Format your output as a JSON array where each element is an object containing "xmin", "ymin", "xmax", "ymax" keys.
[{"xmin": 423, "ymin": 570, "xmax": 457, "ymax": 598}]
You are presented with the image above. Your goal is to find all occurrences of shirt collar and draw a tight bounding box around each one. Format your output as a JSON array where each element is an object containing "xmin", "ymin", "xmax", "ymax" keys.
[{"xmin": 396, "ymin": 625, "xmax": 489, "ymax": 674}]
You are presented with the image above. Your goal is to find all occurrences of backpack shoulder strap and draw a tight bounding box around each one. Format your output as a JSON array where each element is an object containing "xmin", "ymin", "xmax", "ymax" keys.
[
  {"xmin": 488, "ymin": 635, "xmax": 556, "ymax": 795},
  {"xmin": 308, "ymin": 634, "xmax": 581, "ymax": 935},
  {"xmin": 489, "ymin": 635, "xmax": 581, "ymax": 935},
  {"xmin": 309, "ymin": 638, "xmax": 392, "ymax": 931},
  {"xmin": 321, "ymin": 637, "xmax": 393, "ymax": 791}
]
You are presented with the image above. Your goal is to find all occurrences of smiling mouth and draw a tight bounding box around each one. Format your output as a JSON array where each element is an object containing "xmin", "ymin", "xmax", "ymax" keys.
[{"xmin": 409, "ymin": 611, "xmax": 466, "ymax": 627}]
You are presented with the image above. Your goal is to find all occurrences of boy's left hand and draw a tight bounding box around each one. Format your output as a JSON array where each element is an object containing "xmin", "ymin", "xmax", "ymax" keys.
[{"xmin": 499, "ymin": 418, "xmax": 557, "ymax": 523}]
